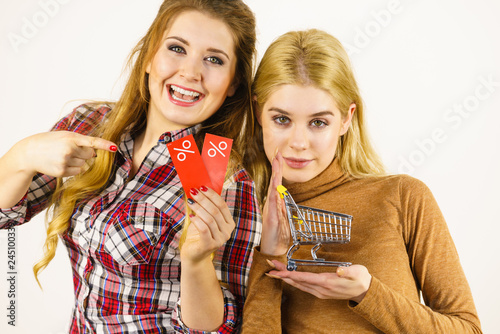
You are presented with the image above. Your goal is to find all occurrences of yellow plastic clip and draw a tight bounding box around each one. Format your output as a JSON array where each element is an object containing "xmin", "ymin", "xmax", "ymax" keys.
[
  {"xmin": 293, "ymin": 215, "xmax": 303, "ymax": 224},
  {"xmin": 277, "ymin": 185, "xmax": 287, "ymax": 199}
]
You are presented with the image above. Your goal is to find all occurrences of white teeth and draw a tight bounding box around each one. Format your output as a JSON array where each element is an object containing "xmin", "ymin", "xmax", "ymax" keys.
[
  {"xmin": 171, "ymin": 94, "xmax": 195, "ymax": 103},
  {"xmin": 170, "ymin": 85, "xmax": 200, "ymax": 97}
]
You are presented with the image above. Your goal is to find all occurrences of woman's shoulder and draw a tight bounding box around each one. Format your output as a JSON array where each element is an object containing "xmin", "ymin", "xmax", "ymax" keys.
[
  {"xmin": 377, "ymin": 172, "xmax": 427, "ymax": 186},
  {"xmin": 221, "ymin": 164, "xmax": 259, "ymax": 196},
  {"xmin": 52, "ymin": 102, "xmax": 115, "ymax": 134},
  {"xmin": 374, "ymin": 173, "xmax": 434, "ymax": 202},
  {"xmin": 226, "ymin": 164, "xmax": 254, "ymax": 185},
  {"xmin": 352, "ymin": 172, "xmax": 432, "ymax": 198},
  {"xmin": 221, "ymin": 165, "xmax": 260, "ymax": 212}
]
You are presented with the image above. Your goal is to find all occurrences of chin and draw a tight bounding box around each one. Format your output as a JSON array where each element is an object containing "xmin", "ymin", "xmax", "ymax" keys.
[{"xmin": 283, "ymin": 173, "xmax": 314, "ymax": 185}]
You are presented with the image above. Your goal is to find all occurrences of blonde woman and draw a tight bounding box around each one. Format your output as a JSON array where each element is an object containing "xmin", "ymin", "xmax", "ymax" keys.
[
  {"xmin": 242, "ymin": 29, "xmax": 481, "ymax": 333},
  {"xmin": 0, "ymin": 0, "xmax": 262, "ymax": 333}
]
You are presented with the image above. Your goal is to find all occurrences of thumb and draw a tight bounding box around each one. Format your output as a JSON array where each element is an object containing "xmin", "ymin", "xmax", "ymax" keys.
[
  {"xmin": 336, "ymin": 265, "xmax": 353, "ymax": 279},
  {"xmin": 337, "ymin": 264, "xmax": 368, "ymax": 280}
]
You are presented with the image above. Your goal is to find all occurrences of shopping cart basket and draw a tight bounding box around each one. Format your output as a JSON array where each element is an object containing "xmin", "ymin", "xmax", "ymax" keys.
[{"xmin": 277, "ymin": 185, "xmax": 352, "ymax": 271}]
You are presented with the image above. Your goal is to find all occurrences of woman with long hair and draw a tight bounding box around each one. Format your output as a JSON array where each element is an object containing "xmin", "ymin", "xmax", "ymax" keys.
[
  {"xmin": 0, "ymin": 1, "xmax": 261, "ymax": 332},
  {"xmin": 241, "ymin": 29, "xmax": 481, "ymax": 333}
]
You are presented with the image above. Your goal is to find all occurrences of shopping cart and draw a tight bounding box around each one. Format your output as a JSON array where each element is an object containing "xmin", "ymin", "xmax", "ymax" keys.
[{"xmin": 277, "ymin": 185, "xmax": 353, "ymax": 271}]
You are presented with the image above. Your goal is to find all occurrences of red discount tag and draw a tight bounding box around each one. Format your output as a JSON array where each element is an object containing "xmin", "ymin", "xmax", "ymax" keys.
[
  {"xmin": 167, "ymin": 134, "xmax": 213, "ymax": 199},
  {"xmin": 202, "ymin": 134, "xmax": 233, "ymax": 195}
]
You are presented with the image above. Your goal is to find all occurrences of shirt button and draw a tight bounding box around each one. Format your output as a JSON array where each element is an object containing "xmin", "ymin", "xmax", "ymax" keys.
[{"xmin": 165, "ymin": 134, "xmax": 172, "ymax": 143}]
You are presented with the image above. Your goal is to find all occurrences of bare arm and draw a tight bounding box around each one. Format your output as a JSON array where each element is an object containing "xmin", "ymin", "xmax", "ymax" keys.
[
  {"xmin": 0, "ymin": 131, "xmax": 116, "ymax": 209},
  {"xmin": 0, "ymin": 138, "xmax": 37, "ymax": 208},
  {"xmin": 180, "ymin": 186, "xmax": 235, "ymax": 330}
]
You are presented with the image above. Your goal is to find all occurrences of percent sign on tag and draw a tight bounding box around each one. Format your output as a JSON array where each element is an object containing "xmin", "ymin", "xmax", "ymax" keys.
[
  {"xmin": 201, "ymin": 134, "xmax": 233, "ymax": 195},
  {"xmin": 167, "ymin": 134, "xmax": 213, "ymax": 199}
]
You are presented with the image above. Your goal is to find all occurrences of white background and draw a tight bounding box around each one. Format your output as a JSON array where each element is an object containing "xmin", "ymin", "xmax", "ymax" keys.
[{"xmin": 1, "ymin": 0, "xmax": 499, "ymax": 333}]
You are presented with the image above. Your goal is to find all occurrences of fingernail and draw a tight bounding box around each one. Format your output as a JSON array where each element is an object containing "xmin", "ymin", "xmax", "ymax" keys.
[
  {"xmin": 200, "ymin": 185, "xmax": 208, "ymax": 192},
  {"xmin": 187, "ymin": 198, "xmax": 195, "ymax": 205},
  {"xmin": 265, "ymin": 273, "xmax": 281, "ymax": 280},
  {"xmin": 189, "ymin": 214, "xmax": 195, "ymax": 218},
  {"xmin": 190, "ymin": 188, "xmax": 198, "ymax": 196},
  {"xmin": 266, "ymin": 259, "xmax": 276, "ymax": 269},
  {"xmin": 337, "ymin": 266, "xmax": 345, "ymax": 277},
  {"xmin": 110, "ymin": 145, "xmax": 117, "ymax": 152}
]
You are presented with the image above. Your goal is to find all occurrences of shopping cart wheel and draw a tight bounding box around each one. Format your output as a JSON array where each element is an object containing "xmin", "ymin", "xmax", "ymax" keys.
[{"xmin": 287, "ymin": 260, "xmax": 297, "ymax": 271}]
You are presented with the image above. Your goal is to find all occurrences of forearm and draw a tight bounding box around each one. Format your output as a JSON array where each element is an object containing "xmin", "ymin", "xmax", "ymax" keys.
[
  {"xmin": 0, "ymin": 139, "xmax": 36, "ymax": 209},
  {"xmin": 180, "ymin": 256, "xmax": 224, "ymax": 331},
  {"xmin": 351, "ymin": 276, "xmax": 482, "ymax": 334}
]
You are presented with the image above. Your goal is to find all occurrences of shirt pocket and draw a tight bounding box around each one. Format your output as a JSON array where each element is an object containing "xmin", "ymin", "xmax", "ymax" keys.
[{"xmin": 104, "ymin": 201, "xmax": 169, "ymax": 266}]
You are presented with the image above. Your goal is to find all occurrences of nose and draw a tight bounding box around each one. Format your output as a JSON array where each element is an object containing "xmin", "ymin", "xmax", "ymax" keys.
[
  {"xmin": 288, "ymin": 125, "xmax": 309, "ymax": 151},
  {"xmin": 179, "ymin": 56, "xmax": 202, "ymax": 82}
]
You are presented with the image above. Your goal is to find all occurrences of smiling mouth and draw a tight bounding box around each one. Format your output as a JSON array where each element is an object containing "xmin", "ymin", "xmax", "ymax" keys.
[{"xmin": 168, "ymin": 84, "xmax": 202, "ymax": 103}]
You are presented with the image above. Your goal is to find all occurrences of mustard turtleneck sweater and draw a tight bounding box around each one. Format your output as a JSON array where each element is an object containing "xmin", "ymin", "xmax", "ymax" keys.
[{"xmin": 241, "ymin": 159, "xmax": 481, "ymax": 333}]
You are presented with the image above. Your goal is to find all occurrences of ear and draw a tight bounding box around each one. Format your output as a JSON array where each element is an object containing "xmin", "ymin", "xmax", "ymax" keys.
[
  {"xmin": 340, "ymin": 103, "xmax": 356, "ymax": 136},
  {"xmin": 227, "ymin": 78, "xmax": 239, "ymax": 97},
  {"xmin": 146, "ymin": 60, "xmax": 152, "ymax": 74},
  {"xmin": 253, "ymin": 95, "xmax": 262, "ymax": 126}
]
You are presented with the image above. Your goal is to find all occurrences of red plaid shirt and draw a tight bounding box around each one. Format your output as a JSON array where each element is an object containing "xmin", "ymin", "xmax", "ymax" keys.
[{"xmin": 0, "ymin": 104, "xmax": 262, "ymax": 333}]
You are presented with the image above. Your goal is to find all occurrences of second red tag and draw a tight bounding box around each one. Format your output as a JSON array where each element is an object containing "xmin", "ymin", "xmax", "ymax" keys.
[{"xmin": 201, "ymin": 134, "xmax": 233, "ymax": 195}]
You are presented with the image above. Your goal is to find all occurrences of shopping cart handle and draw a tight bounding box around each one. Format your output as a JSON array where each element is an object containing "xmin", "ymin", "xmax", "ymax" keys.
[{"xmin": 277, "ymin": 185, "xmax": 288, "ymax": 199}]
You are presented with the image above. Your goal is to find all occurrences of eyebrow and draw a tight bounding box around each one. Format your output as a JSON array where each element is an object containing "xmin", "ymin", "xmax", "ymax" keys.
[
  {"xmin": 165, "ymin": 36, "xmax": 231, "ymax": 60},
  {"xmin": 267, "ymin": 107, "xmax": 335, "ymax": 117}
]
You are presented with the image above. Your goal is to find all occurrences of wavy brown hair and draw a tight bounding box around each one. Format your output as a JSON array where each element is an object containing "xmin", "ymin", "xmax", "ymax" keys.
[{"xmin": 34, "ymin": 0, "xmax": 257, "ymax": 286}]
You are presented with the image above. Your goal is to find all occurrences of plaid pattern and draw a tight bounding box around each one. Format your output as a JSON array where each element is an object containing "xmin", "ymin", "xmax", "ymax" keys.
[{"xmin": 0, "ymin": 104, "xmax": 262, "ymax": 333}]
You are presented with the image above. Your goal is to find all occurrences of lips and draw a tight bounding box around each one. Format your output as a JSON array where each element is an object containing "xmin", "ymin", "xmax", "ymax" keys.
[
  {"xmin": 283, "ymin": 157, "xmax": 312, "ymax": 169},
  {"xmin": 168, "ymin": 84, "xmax": 204, "ymax": 106}
]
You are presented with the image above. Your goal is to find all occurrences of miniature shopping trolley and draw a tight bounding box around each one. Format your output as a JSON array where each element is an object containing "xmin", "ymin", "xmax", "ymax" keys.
[{"xmin": 277, "ymin": 185, "xmax": 353, "ymax": 271}]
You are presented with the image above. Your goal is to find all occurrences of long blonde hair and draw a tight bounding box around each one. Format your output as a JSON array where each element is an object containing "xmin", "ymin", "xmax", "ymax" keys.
[
  {"xmin": 247, "ymin": 29, "xmax": 385, "ymax": 201},
  {"xmin": 34, "ymin": 0, "xmax": 257, "ymax": 286}
]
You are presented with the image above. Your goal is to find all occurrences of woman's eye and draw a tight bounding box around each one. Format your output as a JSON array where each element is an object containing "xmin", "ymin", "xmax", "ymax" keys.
[
  {"xmin": 273, "ymin": 116, "xmax": 290, "ymax": 125},
  {"xmin": 168, "ymin": 45, "xmax": 185, "ymax": 53},
  {"xmin": 310, "ymin": 119, "xmax": 327, "ymax": 128},
  {"xmin": 206, "ymin": 56, "xmax": 223, "ymax": 65}
]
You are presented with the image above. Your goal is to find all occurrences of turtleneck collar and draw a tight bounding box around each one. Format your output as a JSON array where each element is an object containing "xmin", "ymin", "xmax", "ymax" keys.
[{"xmin": 284, "ymin": 158, "xmax": 351, "ymax": 203}]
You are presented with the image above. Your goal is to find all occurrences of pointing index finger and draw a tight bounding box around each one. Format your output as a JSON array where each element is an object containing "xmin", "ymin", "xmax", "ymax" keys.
[{"xmin": 74, "ymin": 133, "xmax": 117, "ymax": 152}]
